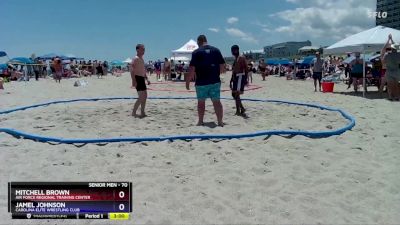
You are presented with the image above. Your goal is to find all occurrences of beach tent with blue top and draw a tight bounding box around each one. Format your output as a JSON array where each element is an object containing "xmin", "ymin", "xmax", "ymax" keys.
[
  {"xmin": 265, "ymin": 59, "xmax": 277, "ymax": 65},
  {"xmin": 37, "ymin": 53, "xmax": 58, "ymax": 60},
  {"xmin": 37, "ymin": 53, "xmax": 69, "ymax": 60},
  {"xmin": 110, "ymin": 60, "xmax": 125, "ymax": 66},
  {"xmin": 110, "ymin": 60, "xmax": 126, "ymax": 70},
  {"xmin": 65, "ymin": 54, "xmax": 84, "ymax": 60},
  {"xmin": 265, "ymin": 58, "xmax": 293, "ymax": 65},
  {"xmin": 8, "ymin": 57, "xmax": 34, "ymax": 65},
  {"xmin": 278, "ymin": 59, "xmax": 292, "ymax": 65},
  {"xmin": 0, "ymin": 51, "xmax": 10, "ymax": 63},
  {"xmin": 300, "ymin": 56, "xmax": 316, "ymax": 65},
  {"xmin": 0, "ymin": 63, "xmax": 8, "ymax": 75}
]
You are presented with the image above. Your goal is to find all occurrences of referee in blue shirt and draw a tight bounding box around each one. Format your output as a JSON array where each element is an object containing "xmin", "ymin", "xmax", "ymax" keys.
[{"xmin": 186, "ymin": 35, "xmax": 226, "ymax": 127}]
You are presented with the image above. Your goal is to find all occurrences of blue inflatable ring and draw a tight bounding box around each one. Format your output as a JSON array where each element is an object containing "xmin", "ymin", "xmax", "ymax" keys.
[{"xmin": 0, "ymin": 97, "xmax": 355, "ymax": 144}]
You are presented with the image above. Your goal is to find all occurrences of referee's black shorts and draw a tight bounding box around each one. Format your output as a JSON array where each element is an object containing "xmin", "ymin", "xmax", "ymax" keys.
[
  {"xmin": 232, "ymin": 74, "xmax": 246, "ymax": 93},
  {"xmin": 135, "ymin": 75, "xmax": 147, "ymax": 91}
]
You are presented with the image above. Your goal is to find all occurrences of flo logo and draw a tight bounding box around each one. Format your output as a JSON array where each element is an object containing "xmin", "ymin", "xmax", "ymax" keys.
[{"xmin": 368, "ymin": 10, "xmax": 388, "ymax": 18}]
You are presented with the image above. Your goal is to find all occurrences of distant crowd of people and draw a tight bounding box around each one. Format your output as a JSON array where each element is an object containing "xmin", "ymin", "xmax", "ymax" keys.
[
  {"xmin": 2, "ymin": 35, "xmax": 399, "ymax": 101},
  {"xmin": 243, "ymin": 39, "xmax": 399, "ymax": 99},
  {"xmin": 0, "ymin": 58, "xmax": 131, "ymax": 83},
  {"xmin": 40, "ymin": 58, "xmax": 111, "ymax": 81},
  {"xmin": 143, "ymin": 58, "xmax": 189, "ymax": 81}
]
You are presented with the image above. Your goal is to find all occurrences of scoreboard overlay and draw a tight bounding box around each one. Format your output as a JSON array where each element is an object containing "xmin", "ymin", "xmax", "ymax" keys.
[{"xmin": 8, "ymin": 182, "xmax": 132, "ymax": 220}]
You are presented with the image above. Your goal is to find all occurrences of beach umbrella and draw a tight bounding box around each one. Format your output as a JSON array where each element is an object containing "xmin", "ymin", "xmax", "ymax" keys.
[
  {"xmin": 265, "ymin": 59, "xmax": 278, "ymax": 65},
  {"xmin": 110, "ymin": 60, "xmax": 125, "ymax": 66},
  {"xmin": 37, "ymin": 53, "xmax": 59, "ymax": 60},
  {"xmin": 278, "ymin": 59, "xmax": 292, "ymax": 65},
  {"xmin": 58, "ymin": 55, "xmax": 70, "ymax": 60},
  {"xmin": 0, "ymin": 63, "xmax": 8, "ymax": 70},
  {"xmin": 8, "ymin": 57, "xmax": 34, "ymax": 64},
  {"xmin": 37, "ymin": 53, "xmax": 68, "ymax": 60},
  {"xmin": 0, "ymin": 51, "xmax": 10, "ymax": 64},
  {"xmin": 65, "ymin": 54, "xmax": 84, "ymax": 60},
  {"xmin": 0, "ymin": 63, "xmax": 8, "ymax": 75}
]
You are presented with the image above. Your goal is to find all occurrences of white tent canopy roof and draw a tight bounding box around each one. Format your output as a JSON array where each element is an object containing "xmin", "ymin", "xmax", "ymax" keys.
[
  {"xmin": 324, "ymin": 26, "xmax": 400, "ymax": 54},
  {"xmin": 172, "ymin": 39, "xmax": 198, "ymax": 53}
]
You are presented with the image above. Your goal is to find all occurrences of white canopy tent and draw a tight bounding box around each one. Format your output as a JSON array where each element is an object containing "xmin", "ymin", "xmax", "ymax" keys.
[
  {"xmin": 324, "ymin": 26, "xmax": 400, "ymax": 97},
  {"xmin": 171, "ymin": 39, "xmax": 198, "ymax": 62},
  {"xmin": 324, "ymin": 26, "xmax": 400, "ymax": 54}
]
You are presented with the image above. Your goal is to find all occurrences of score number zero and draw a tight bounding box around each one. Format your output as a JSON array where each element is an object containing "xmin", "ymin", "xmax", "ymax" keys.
[{"xmin": 117, "ymin": 190, "xmax": 126, "ymax": 211}]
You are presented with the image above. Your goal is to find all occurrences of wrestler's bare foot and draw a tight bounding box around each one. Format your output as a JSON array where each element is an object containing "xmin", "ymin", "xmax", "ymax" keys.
[
  {"xmin": 196, "ymin": 121, "xmax": 204, "ymax": 126},
  {"xmin": 218, "ymin": 122, "xmax": 224, "ymax": 127}
]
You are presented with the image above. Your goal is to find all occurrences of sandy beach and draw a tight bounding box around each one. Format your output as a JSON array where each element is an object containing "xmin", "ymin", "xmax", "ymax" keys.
[{"xmin": 0, "ymin": 72, "xmax": 399, "ymax": 224}]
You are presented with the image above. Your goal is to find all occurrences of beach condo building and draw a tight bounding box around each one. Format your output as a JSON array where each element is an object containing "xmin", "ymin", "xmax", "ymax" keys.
[
  {"xmin": 242, "ymin": 50, "xmax": 265, "ymax": 61},
  {"xmin": 264, "ymin": 41, "xmax": 312, "ymax": 59},
  {"xmin": 376, "ymin": 0, "xmax": 400, "ymax": 29}
]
